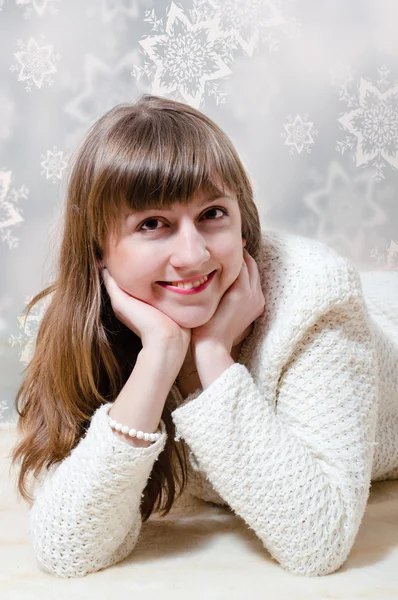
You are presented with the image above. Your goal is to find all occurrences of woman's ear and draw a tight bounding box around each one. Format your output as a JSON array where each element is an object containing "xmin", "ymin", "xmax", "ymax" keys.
[{"xmin": 242, "ymin": 237, "xmax": 247, "ymax": 248}]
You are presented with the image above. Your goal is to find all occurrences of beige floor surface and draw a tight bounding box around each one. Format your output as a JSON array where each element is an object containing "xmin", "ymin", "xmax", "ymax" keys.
[{"xmin": 1, "ymin": 422, "xmax": 398, "ymax": 600}]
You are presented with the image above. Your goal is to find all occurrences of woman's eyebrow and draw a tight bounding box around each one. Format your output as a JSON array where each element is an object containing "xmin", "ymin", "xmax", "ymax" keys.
[
  {"xmin": 196, "ymin": 194, "xmax": 233, "ymax": 206},
  {"xmin": 125, "ymin": 194, "xmax": 233, "ymax": 217}
]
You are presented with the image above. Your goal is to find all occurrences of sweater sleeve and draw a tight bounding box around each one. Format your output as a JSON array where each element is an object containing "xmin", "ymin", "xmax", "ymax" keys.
[
  {"xmin": 28, "ymin": 402, "xmax": 168, "ymax": 578},
  {"xmin": 170, "ymin": 282, "xmax": 379, "ymax": 577}
]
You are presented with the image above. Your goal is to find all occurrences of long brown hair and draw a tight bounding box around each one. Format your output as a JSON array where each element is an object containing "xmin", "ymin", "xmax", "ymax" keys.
[{"xmin": 10, "ymin": 94, "xmax": 262, "ymax": 522}]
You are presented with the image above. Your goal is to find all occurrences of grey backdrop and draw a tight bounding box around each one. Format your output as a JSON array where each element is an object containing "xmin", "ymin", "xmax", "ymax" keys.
[{"xmin": 1, "ymin": 0, "xmax": 397, "ymax": 422}]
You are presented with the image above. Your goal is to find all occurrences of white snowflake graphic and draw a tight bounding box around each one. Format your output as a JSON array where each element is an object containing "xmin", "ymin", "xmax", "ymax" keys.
[
  {"xmin": 281, "ymin": 113, "xmax": 319, "ymax": 154},
  {"xmin": 64, "ymin": 52, "xmax": 141, "ymax": 126},
  {"xmin": 194, "ymin": 0, "xmax": 301, "ymax": 56},
  {"xmin": 0, "ymin": 170, "xmax": 28, "ymax": 250},
  {"xmin": 10, "ymin": 36, "xmax": 61, "ymax": 91},
  {"xmin": 40, "ymin": 146, "xmax": 68, "ymax": 184},
  {"xmin": 369, "ymin": 239, "xmax": 398, "ymax": 271},
  {"xmin": 16, "ymin": 0, "xmax": 60, "ymax": 18},
  {"xmin": 302, "ymin": 161, "xmax": 387, "ymax": 262},
  {"xmin": 133, "ymin": 1, "xmax": 233, "ymax": 108},
  {"xmin": 336, "ymin": 66, "xmax": 398, "ymax": 182},
  {"xmin": 9, "ymin": 294, "xmax": 52, "ymax": 365}
]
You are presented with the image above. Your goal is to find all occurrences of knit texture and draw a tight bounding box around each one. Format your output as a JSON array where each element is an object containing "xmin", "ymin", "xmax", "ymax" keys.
[
  {"xmin": 27, "ymin": 229, "xmax": 398, "ymax": 579},
  {"xmin": 28, "ymin": 403, "xmax": 168, "ymax": 578}
]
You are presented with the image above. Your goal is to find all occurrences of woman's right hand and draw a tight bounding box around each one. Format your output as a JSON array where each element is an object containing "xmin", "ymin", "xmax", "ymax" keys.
[{"xmin": 101, "ymin": 267, "xmax": 191, "ymax": 355}]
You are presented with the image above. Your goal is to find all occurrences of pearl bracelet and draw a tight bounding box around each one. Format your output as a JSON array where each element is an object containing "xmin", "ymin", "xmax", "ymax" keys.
[{"xmin": 108, "ymin": 415, "xmax": 161, "ymax": 442}]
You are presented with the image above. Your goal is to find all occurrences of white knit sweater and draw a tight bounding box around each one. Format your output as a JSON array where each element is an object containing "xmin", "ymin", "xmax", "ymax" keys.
[{"xmin": 28, "ymin": 229, "xmax": 398, "ymax": 579}]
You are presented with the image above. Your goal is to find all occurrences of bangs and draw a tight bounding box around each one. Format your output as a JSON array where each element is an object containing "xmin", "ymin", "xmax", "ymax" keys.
[{"xmin": 89, "ymin": 104, "xmax": 243, "ymax": 248}]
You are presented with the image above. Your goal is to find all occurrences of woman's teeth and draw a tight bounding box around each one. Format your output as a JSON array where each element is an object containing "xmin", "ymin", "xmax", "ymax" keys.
[{"xmin": 167, "ymin": 274, "xmax": 209, "ymax": 289}]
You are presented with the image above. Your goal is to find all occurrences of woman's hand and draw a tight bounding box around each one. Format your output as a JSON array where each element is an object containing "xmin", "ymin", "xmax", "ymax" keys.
[
  {"xmin": 101, "ymin": 267, "xmax": 191, "ymax": 355},
  {"xmin": 190, "ymin": 248, "xmax": 265, "ymax": 354}
]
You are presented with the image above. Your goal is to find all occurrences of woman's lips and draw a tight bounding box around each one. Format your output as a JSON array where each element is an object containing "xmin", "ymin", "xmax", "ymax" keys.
[{"xmin": 157, "ymin": 270, "xmax": 217, "ymax": 295}]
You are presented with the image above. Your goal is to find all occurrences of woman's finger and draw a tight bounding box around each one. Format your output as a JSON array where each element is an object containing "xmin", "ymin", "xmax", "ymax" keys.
[
  {"xmin": 102, "ymin": 268, "xmax": 114, "ymax": 285},
  {"xmin": 101, "ymin": 267, "xmax": 110, "ymax": 287},
  {"xmin": 101, "ymin": 268, "xmax": 120, "ymax": 299},
  {"xmin": 242, "ymin": 253, "xmax": 262, "ymax": 299}
]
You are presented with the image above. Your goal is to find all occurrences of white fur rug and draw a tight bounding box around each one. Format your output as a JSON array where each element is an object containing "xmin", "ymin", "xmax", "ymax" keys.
[{"xmin": 1, "ymin": 422, "xmax": 398, "ymax": 599}]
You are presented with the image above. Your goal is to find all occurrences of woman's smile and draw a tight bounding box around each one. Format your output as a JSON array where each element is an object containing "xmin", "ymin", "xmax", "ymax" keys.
[{"xmin": 156, "ymin": 269, "xmax": 217, "ymax": 295}]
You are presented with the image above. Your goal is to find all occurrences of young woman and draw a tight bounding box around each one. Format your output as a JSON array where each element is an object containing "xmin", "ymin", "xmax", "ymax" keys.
[{"xmin": 10, "ymin": 94, "xmax": 398, "ymax": 579}]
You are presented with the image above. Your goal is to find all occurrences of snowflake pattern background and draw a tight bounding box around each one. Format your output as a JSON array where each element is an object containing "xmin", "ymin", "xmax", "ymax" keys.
[
  {"xmin": 336, "ymin": 66, "xmax": 398, "ymax": 182},
  {"xmin": 133, "ymin": 1, "xmax": 234, "ymax": 108},
  {"xmin": 281, "ymin": 113, "xmax": 319, "ymax": 155},
  {"xmin": 40, "ymin": 146, "xmax": 68, "ymax": 183},
  {"xmin": 1, "ymin": 0, "xmax": 398, "ymax": 420},
  {"xmin": 10, "ymin": 35, "xmax": 61, "ymax": 91},
  {"xmin": 0, "ymin": 170, "xmax": 28, "ymax": 250},
  {"xmin": 8, "ymin": 294, "xmax": 53, "ymax": 366}
]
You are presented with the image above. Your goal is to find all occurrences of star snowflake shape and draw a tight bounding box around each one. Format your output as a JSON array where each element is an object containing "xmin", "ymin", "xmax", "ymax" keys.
[
  {"xmin": 195, "ymin": 0, "xmax": 301, "ymax": 56},
  {"xmin": 336, "ymin": 66, "xmax": 398, "ymax": 181},
  {"xmin": 303, "ymin": 160, "xmax": 387, "ymax": 261},
  {"xmin": 281, "ymin": 113, "xmax": 319, "ymax": 154},
  {"xmin": 10, "ymin": 36, "xmax": 60, "ymax": 91},
  {"xmin": 135, "ymin": 1, "xmax": 232, "ymax": 108},
  {"xmin": 40, "ymin": 146, "xmax": 68, "ymax": 184},
  {"xmin": 0, "ymin": 170, "xmax": 28, "ymax": 249},
  {"xmin": 65, "ymin": 51, "xmax": 141, "ymax": 126}
]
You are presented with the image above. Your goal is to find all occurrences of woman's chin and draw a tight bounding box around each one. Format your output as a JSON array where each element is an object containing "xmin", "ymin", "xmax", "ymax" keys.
[
  {"xmin": 165, "ymin": 308, "xmax": 216, "ymax": 330},
  {"xmin": 152, "ymin": 297, "xmax": 219, "ymax": 329},
  {"xmin": 171, "ymin": 317, "xmax": 211, "ymax": 329}
]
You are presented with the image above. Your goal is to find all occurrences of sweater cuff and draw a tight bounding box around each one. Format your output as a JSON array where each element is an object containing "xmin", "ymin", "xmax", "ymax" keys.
[{"xmin": 171, "ymin": 362, "xmax": 248, "ymax": 438}]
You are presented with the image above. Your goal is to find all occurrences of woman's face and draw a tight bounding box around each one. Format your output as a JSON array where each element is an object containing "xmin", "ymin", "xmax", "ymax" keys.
[{"xmin": 102, "ymin": 186, "xmax": 246, "ymax": 329}]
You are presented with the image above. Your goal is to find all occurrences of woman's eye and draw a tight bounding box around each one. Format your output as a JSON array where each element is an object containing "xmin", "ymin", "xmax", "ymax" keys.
[
  {"xmin": 139, "ymin": 218, "xmax": 163, "ymax": 232},
  {"xmin": 138, "ymin": 207, "xmax": 227, "ymax": 232},
  {"xmin": 204, "ymin": 207, "xmax": 227, "ymax": 220}
]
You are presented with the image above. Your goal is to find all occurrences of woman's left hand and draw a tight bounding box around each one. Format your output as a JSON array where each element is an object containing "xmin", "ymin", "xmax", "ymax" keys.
[{"xmin": 190, "ymin": 248, "xmax": 266, "ymax": 355}]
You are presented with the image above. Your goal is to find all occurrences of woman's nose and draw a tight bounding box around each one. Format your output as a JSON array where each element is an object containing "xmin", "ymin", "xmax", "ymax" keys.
[{"xmin": 170, "ymin": 230, "xmax": 210, "ymax": 268}]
